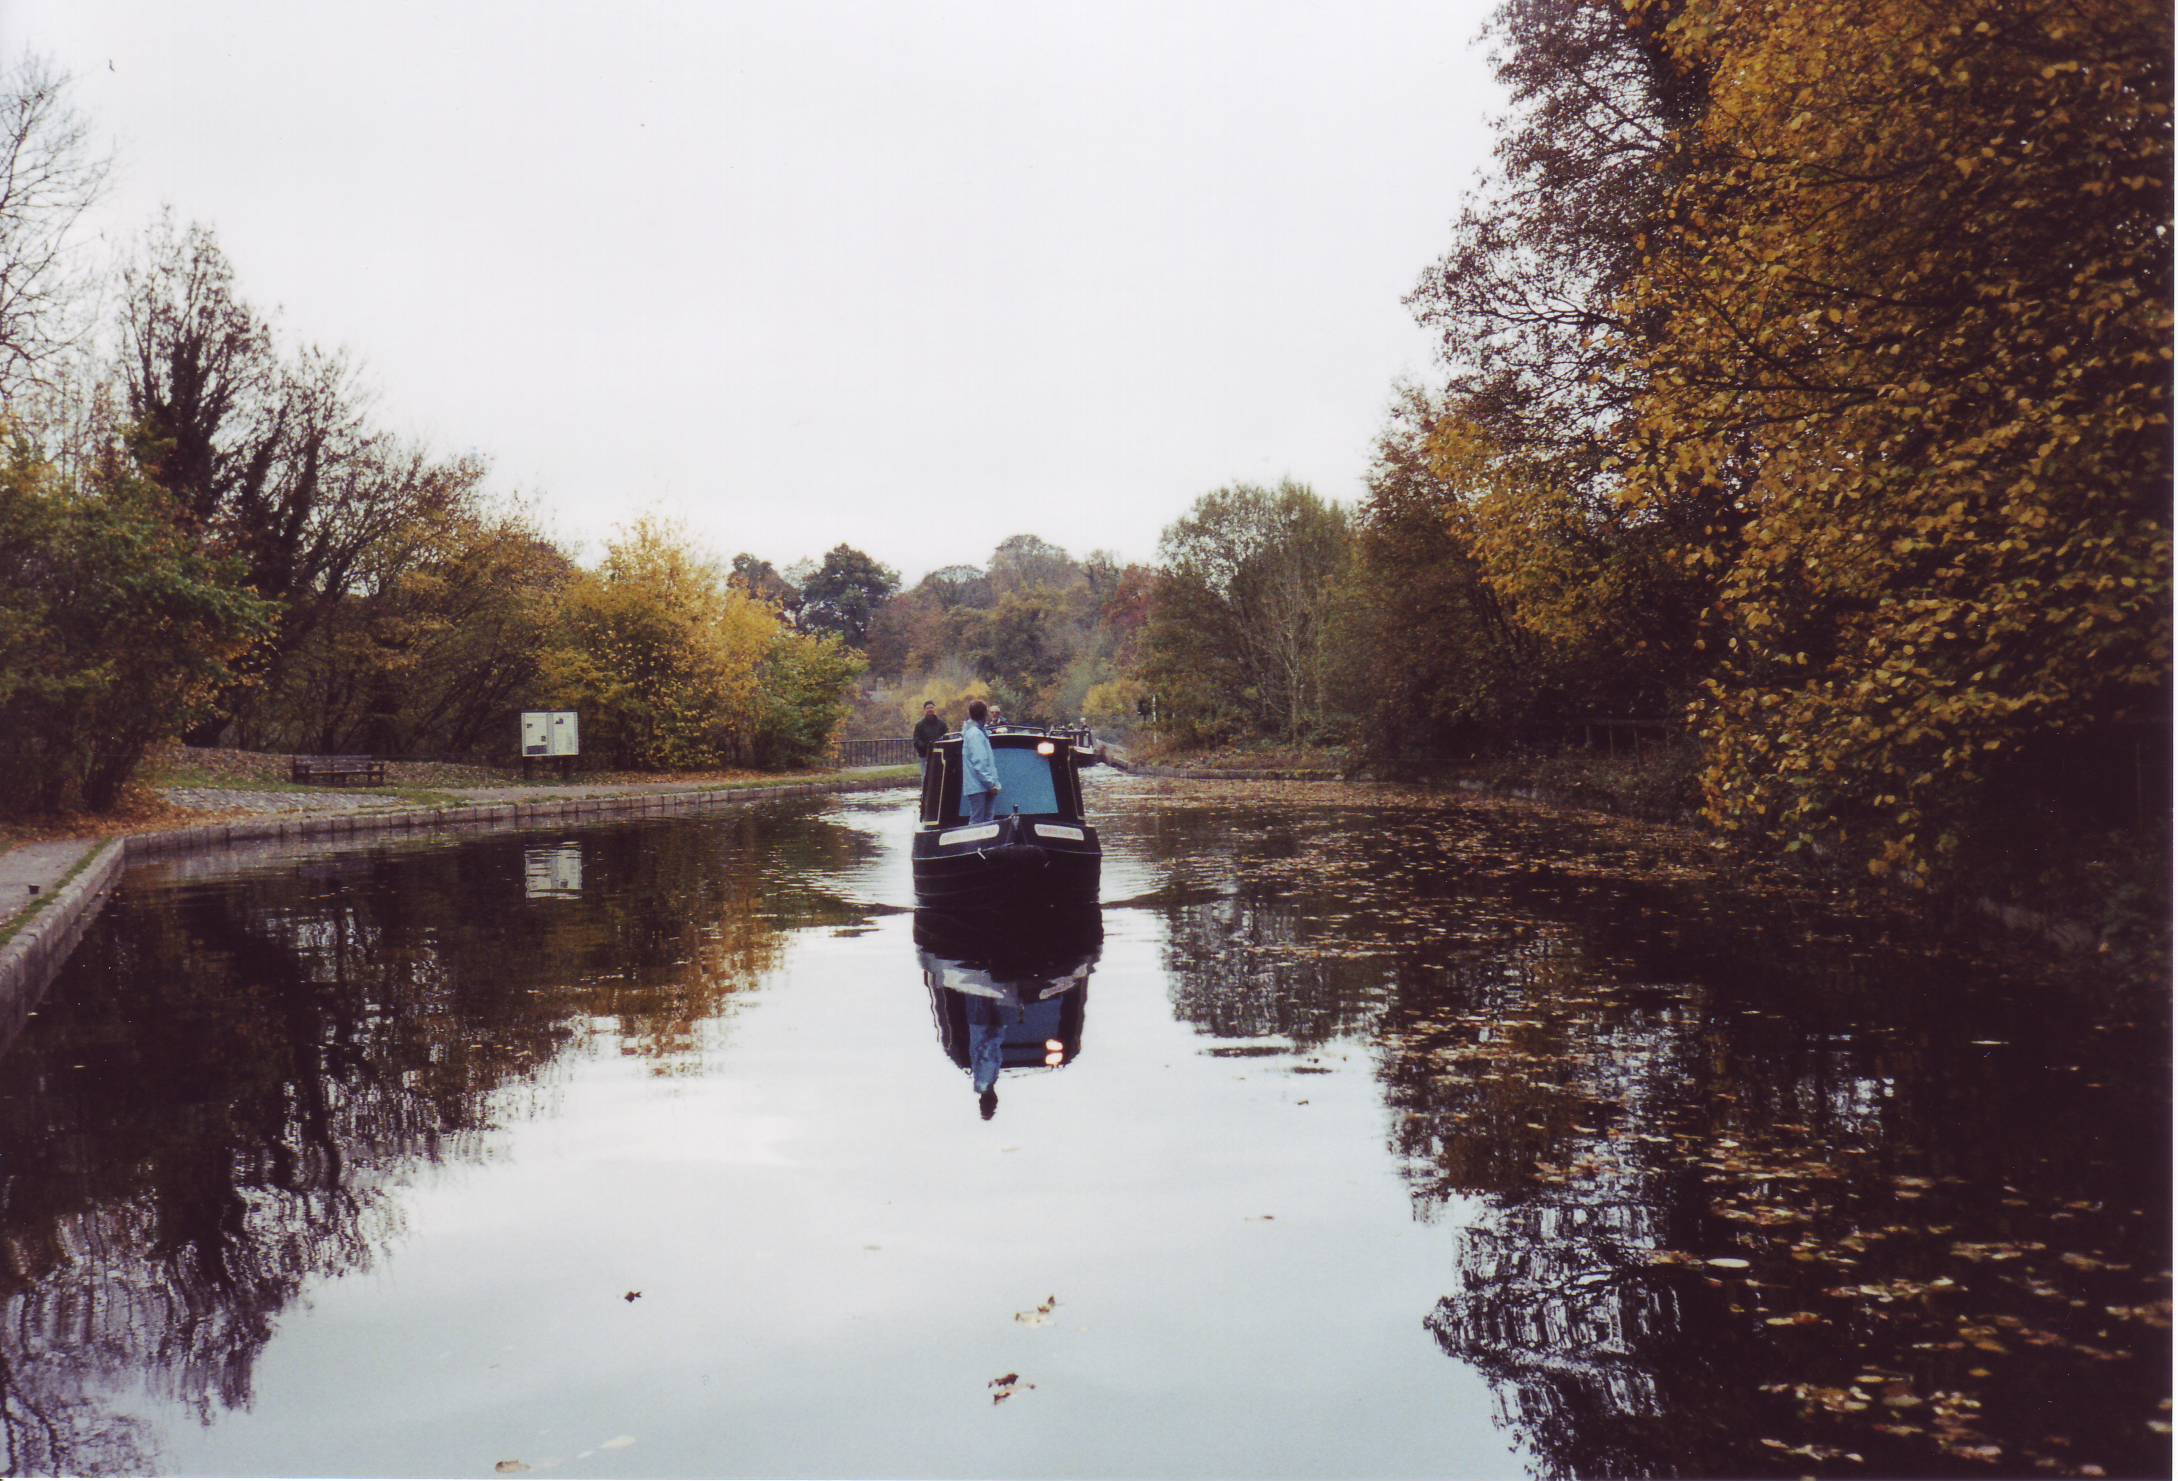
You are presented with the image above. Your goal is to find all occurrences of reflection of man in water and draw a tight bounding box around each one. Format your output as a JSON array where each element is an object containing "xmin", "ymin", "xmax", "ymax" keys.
[{"xmin": 965, "ymin": 992, "xmax": 1010, "ymax": 1119}]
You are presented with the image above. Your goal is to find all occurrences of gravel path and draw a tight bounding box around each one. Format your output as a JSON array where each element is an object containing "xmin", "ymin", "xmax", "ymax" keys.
[
  {"xmin": 0, "ymin": 839, "xmax": 99, "ymax": 930},
  {"xmin": 160, "ymin": 787, "xmax": 417, "ymax": 814}
]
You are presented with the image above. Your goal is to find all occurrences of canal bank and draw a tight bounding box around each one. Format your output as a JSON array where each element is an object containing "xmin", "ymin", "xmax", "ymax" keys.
[{"xmin": 0, "ymin": 766, "xmax": 916, "ymax": 1026}]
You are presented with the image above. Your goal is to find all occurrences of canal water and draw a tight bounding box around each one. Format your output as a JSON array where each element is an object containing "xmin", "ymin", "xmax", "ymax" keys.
[{"xmin": 0, "ymin": 778, "xmax": 2166, "ymax": 1478}]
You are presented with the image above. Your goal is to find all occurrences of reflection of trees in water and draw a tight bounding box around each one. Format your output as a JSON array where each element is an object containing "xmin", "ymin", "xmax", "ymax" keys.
[
  {"xmin": 529, "ymin": 813, "xmax": 869, "ymax": 1072},
  {"xmin": 1377, "ymin": 931, "xmax": 1746, "ymax": 1479},
  {"xmin": 0, "ymin": 807, "xmax": 851, "ymax": 1474},
  {"xmin": 1133, "ymin": 803, "xmax": 1745, "ymax": 1474},
  {"xmin": 1124, "ymin": 789, "xmax": 2170, "ymax": 1479},
  {"xmin": 1160, "ymin": 890, "xmax": 1389, "ymax": 1045}
]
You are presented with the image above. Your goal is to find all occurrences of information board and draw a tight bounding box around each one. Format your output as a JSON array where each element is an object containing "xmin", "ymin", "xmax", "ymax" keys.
[{"xmin": 519, "ymin": 711, "xmax": 580, "ymax": 757}]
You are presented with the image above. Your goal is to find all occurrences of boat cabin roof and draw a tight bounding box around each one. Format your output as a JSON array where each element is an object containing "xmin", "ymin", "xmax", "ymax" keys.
[{"xmin": 919, "ymin": 729, "xmax": 1090, "ymax": 827}]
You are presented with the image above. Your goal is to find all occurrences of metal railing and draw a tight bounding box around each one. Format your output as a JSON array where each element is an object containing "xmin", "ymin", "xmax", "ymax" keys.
[
  {"xmin": 836, "ymin": 736, "xmax": 919, "ymax": 769},
  {"xmin": 1578, "ymin": 717, "xmax": 1673, "ymax": 757}
]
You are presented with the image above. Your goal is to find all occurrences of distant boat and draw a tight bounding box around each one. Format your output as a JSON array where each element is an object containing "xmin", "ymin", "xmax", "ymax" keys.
[{"xmin": 910, "ymin": 728, "xmax": 1102, "ymax": 908}]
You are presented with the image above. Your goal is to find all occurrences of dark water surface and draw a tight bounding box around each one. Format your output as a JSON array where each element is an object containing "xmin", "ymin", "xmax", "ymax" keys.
[{"xmin": 0, "ymin": 778, "xmax": 2166, "ymax": 1478}]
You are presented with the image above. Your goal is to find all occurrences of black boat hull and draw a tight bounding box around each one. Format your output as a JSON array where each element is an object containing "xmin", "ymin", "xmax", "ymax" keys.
[{"xmin": 910, "ymin": 821, "xmax": 1101, "ymax": 908}]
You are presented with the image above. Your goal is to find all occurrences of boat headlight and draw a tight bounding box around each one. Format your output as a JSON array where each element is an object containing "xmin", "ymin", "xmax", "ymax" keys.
[{"xmin": 1036, "ymin": 741, "xmax": 1055, "ymax": 755}]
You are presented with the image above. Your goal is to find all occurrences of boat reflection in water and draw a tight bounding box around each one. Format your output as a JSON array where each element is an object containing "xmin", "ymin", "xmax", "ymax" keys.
[{"xmin": 916, "ymin": 907, "xmax": 1099, "ymax": 1119}]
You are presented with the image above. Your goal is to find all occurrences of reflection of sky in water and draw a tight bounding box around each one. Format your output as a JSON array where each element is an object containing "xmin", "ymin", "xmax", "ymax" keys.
[{"xmin": 0, "ymin": 783, "xmax": 2164, "ymax": 1478}]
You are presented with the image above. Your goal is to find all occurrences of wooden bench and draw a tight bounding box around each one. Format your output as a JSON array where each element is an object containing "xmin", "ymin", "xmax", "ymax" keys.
[{"xmin": 290, "ymin": 754, "xmax": 387, "ymax": 786}]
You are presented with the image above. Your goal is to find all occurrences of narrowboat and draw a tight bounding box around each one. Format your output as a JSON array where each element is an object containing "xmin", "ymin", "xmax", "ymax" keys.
[{"xmin": 911, "ymin": 728, "xmax": 1102, "ymax": 907}]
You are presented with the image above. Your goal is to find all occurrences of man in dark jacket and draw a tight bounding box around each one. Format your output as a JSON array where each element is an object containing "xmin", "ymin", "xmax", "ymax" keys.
[{"xmin": 913, "ymin": 701, "xmax": 946, "ymax": 758}]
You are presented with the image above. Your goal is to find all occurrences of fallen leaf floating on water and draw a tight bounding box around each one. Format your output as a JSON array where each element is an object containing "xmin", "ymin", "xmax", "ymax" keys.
[
  {"xmin": 1013, "ymin": 1295, "xmax": 1058, "ymax": 1327},
  {"xmin": 989, "ymin": 1373, "xmax": 1036, "ymax": 1405},
  {"xmin": 623, "ymin": 1290, "xmax": 641, "ymax": 1303},
  {"xmin": 2061, "ymin": 1251, "xmax": 2129, "ymax": 1272},
  {"xmin": 1706, "ymin": 1257, "xmax": 1751, "ymax": 1270},
  {"xmin": 600, "ymin": 1436, "xmax": 637, "ymax": 1451},
  {"xmin": 1760, "ymin": 1438, "xmax": 1864, "ymax": 1464},
  {"xmin": 494, "ymin": 1463, "xmax": 530, "ymax": 1475}
]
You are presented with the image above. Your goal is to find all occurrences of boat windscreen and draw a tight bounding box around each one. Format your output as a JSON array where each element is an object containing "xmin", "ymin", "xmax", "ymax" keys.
[{"xmin": 991, "ymin": 747, "xmax": 1059, "ymax": 814}]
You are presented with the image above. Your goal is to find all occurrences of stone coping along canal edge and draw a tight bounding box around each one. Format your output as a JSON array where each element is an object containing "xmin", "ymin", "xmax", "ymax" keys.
[{"xmin": 0, "ymin": 770, "xmax": 916, "ymax": 1033}]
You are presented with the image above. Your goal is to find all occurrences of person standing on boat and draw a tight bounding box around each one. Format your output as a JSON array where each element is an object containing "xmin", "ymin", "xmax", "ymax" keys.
[
  {"xmin": 913, "ymin": 701, "xmax": 946, "ymax": 759},
  {"xmin": 961, "ymin": 699, "xmax": 1002, "ymax": 822}
]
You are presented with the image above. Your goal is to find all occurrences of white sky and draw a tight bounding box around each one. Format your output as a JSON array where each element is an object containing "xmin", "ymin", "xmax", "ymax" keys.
[{"xmin": 4, "ymin": 0, "xmax": 1499, "ymax": 580}]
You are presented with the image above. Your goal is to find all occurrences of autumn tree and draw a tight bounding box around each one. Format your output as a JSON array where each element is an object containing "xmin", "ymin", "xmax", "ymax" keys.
[
  {"xmin": 540, "ymin": 521, "xmax": 861, "ymax": 771},
  {"xmin": 1394, "ymin": 0, "xmax": 1718, "ymax": 746},
  {"xmin": 1408, "ymin": 0, "xmax": 1710, "ymax": 532},
  {"xmin": 795, "ymin": 542, "xmax": 898, "ymax": 650},
  {"xmin": 728, "ymin": 552, "xmax": 802, "ymax": 619},
  {"xmin": 1617, "ymin": 0, "xmax": 2173, "ymax": 877},
  {"xmin": 118, "ymin": 217, "xmax": 478, "ymax": 742},
  {"xmin": 957, "ymin": 590, "xmax": 1071, "ymax": 712},
  {"xmin": 986, "ymin": 532, "xmax": 1080, "ymax": 596},
  {"xmin": 1328, "ymin": 387, "xmax": 1545, "ymax": 760},
  {"xmin": 747, "ymin": 624, "xmax": 865, "ymax": 769},
  {"xmin": 859, "ymin": 540, "xmax": 1148, "ymax": 724},
  {"xmin": 266, "ymin": 507, "xmax": 575, "ymax": 757},
  {"xmin": 541, "ymin": 521, "xmax": 777, "ymax": 770},
  {"xmin": 918, "ymin": 563, "xmax": 995, "ymax": 610},
  {"xmin": 1140, "ymin": 482, "xmax": 1351, "ymax": 744},
  {"xmin": 0, "ymin": 434, "xmax": 273, "ymax": 815}
]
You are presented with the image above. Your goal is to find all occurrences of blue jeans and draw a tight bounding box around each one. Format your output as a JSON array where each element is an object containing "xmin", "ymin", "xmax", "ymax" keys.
[{"xmin": 963, "ymin": 788, "xmax": 996, "ymax": 823}]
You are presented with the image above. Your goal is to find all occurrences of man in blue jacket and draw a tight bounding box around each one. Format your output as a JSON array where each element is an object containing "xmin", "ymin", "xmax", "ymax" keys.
[{"xmin": 960, "ymin": 699, "xmax": 1002, "ymax": 823}]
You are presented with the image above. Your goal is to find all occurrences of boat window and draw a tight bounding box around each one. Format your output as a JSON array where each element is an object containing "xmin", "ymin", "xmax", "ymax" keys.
[
  {"xmin": 990, "ymin": 747, "xmax": 1059, "ymax": 815},
  {"xmin": 921, "ymin": 753, "xmax": 947, "ymax": 825}
]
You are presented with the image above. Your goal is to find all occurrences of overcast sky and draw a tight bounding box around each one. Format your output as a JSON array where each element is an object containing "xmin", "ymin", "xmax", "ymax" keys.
[{"xmin": 6, "ymin": 0, "xmax": 1500, "ymax": 580}]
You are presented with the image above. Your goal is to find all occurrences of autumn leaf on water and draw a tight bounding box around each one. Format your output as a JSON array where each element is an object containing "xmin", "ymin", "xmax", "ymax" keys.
[{"xmin": 989, "ymin": 1372, "xmax": 1036, "ymax": 1405}]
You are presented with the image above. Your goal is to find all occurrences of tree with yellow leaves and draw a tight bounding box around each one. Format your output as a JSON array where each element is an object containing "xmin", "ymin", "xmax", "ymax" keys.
[
  {"xmin": 1617, "ymin": 0, "xmax": 2172, "ymax": 877},
  {"xmin": 541, "ymin": 518, "xmax": 861, "ymax": 772}
]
